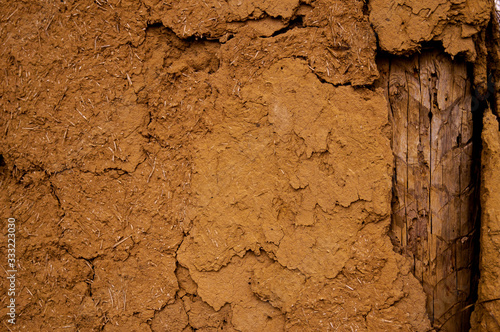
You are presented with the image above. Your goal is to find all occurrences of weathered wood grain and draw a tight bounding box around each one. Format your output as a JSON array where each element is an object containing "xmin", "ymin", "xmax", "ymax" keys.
[{"xmin": 384, "ymin": 50, "xmax": 476, "ymax": 331}]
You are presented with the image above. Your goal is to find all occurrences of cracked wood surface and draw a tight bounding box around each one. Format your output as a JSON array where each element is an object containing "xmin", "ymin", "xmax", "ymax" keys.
[{"xmin": 384, "ymin": 50, "xmax": 477, "ymax": 331}]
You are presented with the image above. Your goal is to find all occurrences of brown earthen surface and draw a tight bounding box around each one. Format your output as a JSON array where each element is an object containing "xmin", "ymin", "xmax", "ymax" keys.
[
  {"xmin": 0, "ymin": 0, "xmax": 496, "ymax": 331},
  {"xmin": 369, "ymin": 0, "xmax": 491, "ymax": 61},
  {"xmin": 470, "ymin": 108, "xmax": 500, "ymax": 332}
]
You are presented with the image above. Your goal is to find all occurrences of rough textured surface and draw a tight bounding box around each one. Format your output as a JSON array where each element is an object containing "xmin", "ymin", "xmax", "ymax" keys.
[
  {"xmin": 380, "ymin": 50, "xmax": 478, "ymax": 331},
  {"xmin": 0, "ymin": 0, "xmax": 495, "ymax": 331},
  {"xmin": 470, "ymin": 108, "xmax": 500, "ymax": 332},
  {"xmin": 370, "ymin": 0, "xmax": 491, "ymax": 60},
  {"xmin": 175, "ymin": 57, "xmax": 431, "ymax": 331},
  {"xmin": 148, "ymin": 0, "xmax": 379, "ymax": 85}
]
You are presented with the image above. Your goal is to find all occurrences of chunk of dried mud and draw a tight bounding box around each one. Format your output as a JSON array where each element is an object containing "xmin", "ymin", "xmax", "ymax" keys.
[{"xmin": 369, "ymin": 0, "xmax": 491, "ymax": 60}]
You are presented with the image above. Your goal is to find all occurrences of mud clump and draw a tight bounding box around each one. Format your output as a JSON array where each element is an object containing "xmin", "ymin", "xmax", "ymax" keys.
[{"xmin": 370, "ymin": 0, "xmax": 491, "ymax": 60}]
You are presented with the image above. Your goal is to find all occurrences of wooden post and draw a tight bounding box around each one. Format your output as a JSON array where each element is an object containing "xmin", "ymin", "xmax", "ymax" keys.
[{"xmin": 383, "ymin": 50, "xmax": 477, "ymax": 331}]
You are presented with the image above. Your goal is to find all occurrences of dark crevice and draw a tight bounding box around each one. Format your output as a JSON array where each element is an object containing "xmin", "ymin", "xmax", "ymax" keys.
[
  {"xmin": 270, "ymin": 15, "xmax": 304, "ymax": 37},
  {"xmin": 462, "ymin": 61, "xmax": 485, "ymax": 332},
  {"xmin": 361, "ymin": 0, "xmax": 369, "ymax": 16},
  {"xmin": 146, "ymin": 21, "xmax": 163, "ymax": 29},
  {"xmin": 419, "ymin": 40, "xmax": 448, "ymax": 52},
  {"xmin": 48, "ymin": 178, "xmax": 63, "ymax": 209}
]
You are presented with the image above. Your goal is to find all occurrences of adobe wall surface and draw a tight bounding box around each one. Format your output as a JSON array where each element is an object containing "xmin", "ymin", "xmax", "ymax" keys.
[{"xmin": 0, "ymin": 0, "xmax": 495, "ymax": 331}]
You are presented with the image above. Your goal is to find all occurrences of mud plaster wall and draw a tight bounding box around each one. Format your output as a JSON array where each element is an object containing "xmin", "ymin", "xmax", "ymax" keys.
[
  {"xmin": 469, "ymin": 109, "xmax": 500, "ymax": 332},
  {"xmin": 0, "ymin": 0, "xmax": 494, "ymax": 331}
]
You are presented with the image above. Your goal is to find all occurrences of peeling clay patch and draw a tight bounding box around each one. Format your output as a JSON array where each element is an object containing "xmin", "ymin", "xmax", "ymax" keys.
[
  {"xmin": 178, "ymin": 58, "xmax": 393, "ymax": 278},
  {"xmin": 369, "ymin": 0, "xmax": 491, "ymax": 60},
  {"xmin": 177, "ymin": 58, "xmax": 430, "ymax": 331}
]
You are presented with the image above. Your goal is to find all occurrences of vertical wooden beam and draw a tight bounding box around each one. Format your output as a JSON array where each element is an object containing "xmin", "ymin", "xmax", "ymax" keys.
[{"xmin": 386, "ymin": 50, "xmax": 476, "ymax": 331}]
